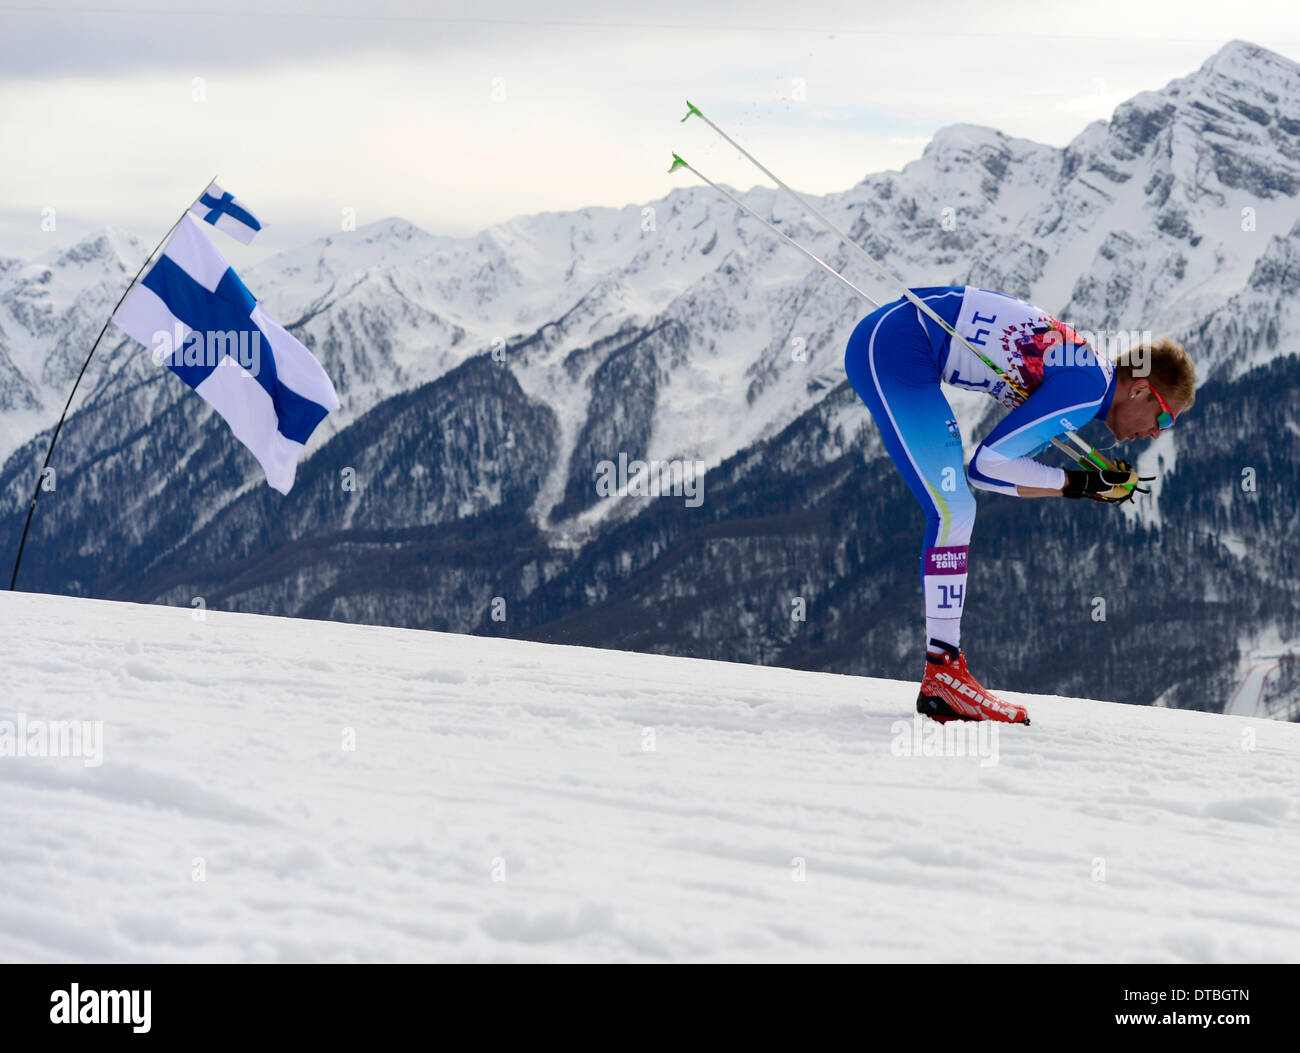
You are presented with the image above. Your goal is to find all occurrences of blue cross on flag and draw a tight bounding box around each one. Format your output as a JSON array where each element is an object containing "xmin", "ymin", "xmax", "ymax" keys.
[
  {"xmin": 188, "ymin": 180, "xmax": 265, "ymax": 244},
  {"xmin": 112, "ymin": 216, "xmax": 338, "ymax": 494}
]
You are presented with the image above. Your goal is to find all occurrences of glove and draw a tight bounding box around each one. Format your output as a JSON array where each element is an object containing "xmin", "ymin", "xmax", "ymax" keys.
[{"xmin": 1061, "ymin": 459, "xmax": 1153, "ymax": 504}]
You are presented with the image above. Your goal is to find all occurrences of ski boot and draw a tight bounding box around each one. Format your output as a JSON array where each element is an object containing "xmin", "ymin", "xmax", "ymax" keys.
[{"xmin": 916, "ymin": 639, "xmax": 1030, "ymax": 725}]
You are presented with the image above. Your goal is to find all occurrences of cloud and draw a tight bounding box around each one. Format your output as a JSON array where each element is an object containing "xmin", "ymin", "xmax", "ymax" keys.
[{"xmin": 4, "ymin": 1, "xmax": 1300, "ymax": 260}]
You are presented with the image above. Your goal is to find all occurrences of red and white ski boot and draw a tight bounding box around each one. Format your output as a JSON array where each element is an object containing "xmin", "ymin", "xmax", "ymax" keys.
[{"xmin": 916, "ymin": 639, "xmax": 1030, "ymax": 725}]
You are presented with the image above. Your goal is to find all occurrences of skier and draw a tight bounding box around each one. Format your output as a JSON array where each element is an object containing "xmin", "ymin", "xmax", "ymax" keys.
[{"xmin": 843, "ymin": 286, "xmax": 1196, "ymax": 725}]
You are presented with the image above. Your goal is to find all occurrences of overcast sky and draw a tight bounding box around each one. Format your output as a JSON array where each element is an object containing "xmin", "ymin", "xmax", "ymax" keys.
[{"xmin": 3, "ymin": 1, "xmax": 1300, "ymax": 264}]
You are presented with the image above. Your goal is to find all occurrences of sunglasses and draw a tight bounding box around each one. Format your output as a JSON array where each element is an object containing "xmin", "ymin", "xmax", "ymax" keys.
[{"xmin": 1146, "ymin": 381, "xmax": 1176, "ymax": 430}]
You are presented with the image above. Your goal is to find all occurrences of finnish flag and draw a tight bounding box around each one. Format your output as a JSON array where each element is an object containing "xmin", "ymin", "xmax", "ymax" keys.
[
  {"xmin": 188, "ymin": 180, "xmax": 265, "ymax": 244},
  {"xmin": 112, "ymin": 216, "xmax": 339, "ymax": 494}
]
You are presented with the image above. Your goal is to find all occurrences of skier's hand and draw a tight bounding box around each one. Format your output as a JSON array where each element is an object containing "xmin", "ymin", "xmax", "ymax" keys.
[{"xmin": 1062, "ymin": 459, "xmax": 1153, "ymax": 503}]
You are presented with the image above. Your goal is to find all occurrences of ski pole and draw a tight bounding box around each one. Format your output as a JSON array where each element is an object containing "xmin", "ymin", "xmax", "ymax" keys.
[
  {"xmin": 668, "ymin": 153, "xmax": 1097, "ymax": 474},
  {"xmin": 667, "ymin": 154, "xmax": 883, "ymax": 309},
  {"xmin": 679, "ymin": 100, "xmax": 1115, "ymax": 473}
]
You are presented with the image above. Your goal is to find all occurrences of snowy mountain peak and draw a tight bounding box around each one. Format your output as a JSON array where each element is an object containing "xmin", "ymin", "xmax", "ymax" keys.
[
  {"xmin": 36, "ymin": 226, "xmax": 141, "ymax": 274},
  {"xmin": 1102, "ymin": 40, "xmax": 1300, "ymax": 170},
  {"xmin": 1196, "ymin": 39, "xmax": 1300, "ymax": 84},
  {"xmin": 1165, "ymin": 39, "xmax": 1300, "ymax": 126},
  {"xmin": 367, "ymin": 215, "xmax": 430, "ymax": 241},
  {"xmin": 912, "ymin": 123, "xmax": 1052, "ymax": 176},
  {"xmin": 1244, "ymin": 218, "xmax": 1300, "ymax": 294},
  {"xmin": 923, "ymin": 123, "xmax": 1010, "ymax": 152}
]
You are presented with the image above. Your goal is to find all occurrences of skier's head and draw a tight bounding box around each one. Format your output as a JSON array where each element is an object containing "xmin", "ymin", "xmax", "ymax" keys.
[{"xmin": 1106, "ymin": 338, "xmax": 1196, "ymax": 443}]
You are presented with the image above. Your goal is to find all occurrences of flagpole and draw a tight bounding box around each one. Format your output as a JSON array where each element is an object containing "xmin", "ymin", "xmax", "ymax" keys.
[{"xmin": 7, "ymin": 177, "xmax": 217, "ymax": 592}]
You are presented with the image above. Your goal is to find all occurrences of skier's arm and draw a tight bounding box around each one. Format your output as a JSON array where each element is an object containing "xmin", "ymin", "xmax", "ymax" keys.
[{"xmin": 966, "ymin": 369, "xmax": 1109, "ymax": 497}]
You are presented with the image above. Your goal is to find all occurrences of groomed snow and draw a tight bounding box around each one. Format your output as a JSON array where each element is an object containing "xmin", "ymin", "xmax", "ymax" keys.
[{"xmin": 0, "ymin": 590, "xmax": 1296, "ymax": 963}]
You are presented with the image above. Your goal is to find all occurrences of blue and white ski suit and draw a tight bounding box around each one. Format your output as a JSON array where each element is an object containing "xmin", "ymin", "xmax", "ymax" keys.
[{"xmin": 843, "ymin": 286, "xmax": 1117, "ymax": 649}]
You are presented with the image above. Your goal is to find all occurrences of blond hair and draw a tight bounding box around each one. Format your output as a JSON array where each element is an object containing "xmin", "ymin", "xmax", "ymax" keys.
[{"xmin": 1116, "ymin": 337, "xmax": 1196, "ymax": 411}]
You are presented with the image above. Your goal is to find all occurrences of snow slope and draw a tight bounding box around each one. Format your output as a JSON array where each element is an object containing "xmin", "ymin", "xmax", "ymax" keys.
[{"xmin": 1, "ymin": 591, "xmax": 1296, "ymax": 963}]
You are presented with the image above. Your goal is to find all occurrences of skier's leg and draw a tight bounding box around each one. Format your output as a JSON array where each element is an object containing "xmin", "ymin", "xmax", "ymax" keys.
[
  {"xmin": 843, "ymin": 300, "xmax": 976, "ymax": 652},
  {"xmin": 844, "ymin": 297, "xmax": 1027, "ymax": 724}
]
